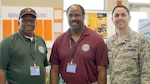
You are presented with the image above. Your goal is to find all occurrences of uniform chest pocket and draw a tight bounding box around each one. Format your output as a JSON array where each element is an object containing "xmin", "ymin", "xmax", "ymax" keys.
[{"xmin": 121, "ymin": 48, "xmax": 138, "ymax": 59}]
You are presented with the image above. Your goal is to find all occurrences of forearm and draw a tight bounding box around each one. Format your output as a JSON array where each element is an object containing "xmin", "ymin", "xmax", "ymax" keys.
[
  {"xmin": 50, "ymin": 71, "xmax": 59, "ymax": 84},
  {"xmin": 97, "ymin": 66, "xmax": 107, "ymax": 84},
  {"xmin": 50, "ymin": 65, "xmax": 59, "ymax": 84},
  {"xmin": 0, "ymin": 69, "xmax": 6, "ymax": 84},
  {"xmin": 97, "ymin": 72, "xmax": 107, "ymax": 84}
]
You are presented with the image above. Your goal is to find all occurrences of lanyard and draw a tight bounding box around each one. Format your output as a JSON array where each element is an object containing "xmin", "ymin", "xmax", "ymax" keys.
[
  {"xmin": 69, "ymin": 39, "xmax": 80, "ymax": 63},
  {"xmin": 18, "ymin": 32, "xmax": 37, "ymax": 66}
]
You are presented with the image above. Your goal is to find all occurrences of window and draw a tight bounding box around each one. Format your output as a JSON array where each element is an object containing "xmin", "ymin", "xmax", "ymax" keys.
[{"xmin": 130, "ymin": 12, "xmax": 147, "ymax": 32}]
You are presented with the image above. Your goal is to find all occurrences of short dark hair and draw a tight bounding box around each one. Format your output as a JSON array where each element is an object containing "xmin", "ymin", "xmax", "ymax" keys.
[
  {"xmin": 66, "ymin": 4, "xmax": 85, "ymax": 16},
  {"xmin": 112, "ymin": 5, "xmax": 130, "ymax": 16}
]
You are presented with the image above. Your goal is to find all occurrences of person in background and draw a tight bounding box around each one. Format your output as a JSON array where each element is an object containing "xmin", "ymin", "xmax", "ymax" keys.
[
  {"xmin": 49, "ymin": 4, "xmax": 108, "ymax": 84},
  {"xmin": 0, "ymin": 7, "xmax": 49, "ymax": 84},
  {"xmin": 106, "ymin": 5, "xmax": 150, "ymax": 84}
]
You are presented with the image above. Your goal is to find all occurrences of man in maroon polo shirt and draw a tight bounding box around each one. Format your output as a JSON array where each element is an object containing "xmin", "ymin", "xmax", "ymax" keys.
[{"xmin": 50, "ymin": 4, "xmax": 108, "ymax": 84}]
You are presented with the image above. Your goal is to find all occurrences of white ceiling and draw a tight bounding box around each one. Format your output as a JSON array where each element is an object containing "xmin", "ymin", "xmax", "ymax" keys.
[
  {"xmin": 128, "ymin": 0, "xmax": 150, "ymax": 6},
  {"xmin": 128, "ymin": 0, "xmax": 150, "ymax": 3}
]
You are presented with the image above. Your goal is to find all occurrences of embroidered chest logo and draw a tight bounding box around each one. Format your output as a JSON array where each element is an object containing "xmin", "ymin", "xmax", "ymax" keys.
[
  {"xmin": 38, "ymin": 46, "xmax": 45, "ymax": 53},
  {"xmin": 82, "ymin": 44, "xmax": 90, "ymax": 52}
]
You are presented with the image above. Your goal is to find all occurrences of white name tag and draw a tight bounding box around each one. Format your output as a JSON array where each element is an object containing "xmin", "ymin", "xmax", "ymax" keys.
[
  {"xmin": 30, "ymin": 66, "xmax": 40, "ymax": 76},
  {"xmin": 66, "ymin": 63, "xmax": 77, "ymax": 73}
]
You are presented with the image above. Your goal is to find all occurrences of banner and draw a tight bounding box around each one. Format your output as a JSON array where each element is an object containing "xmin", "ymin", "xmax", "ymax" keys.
[{"xmin": 138, "ymin": 19, "xmax": 150, "ymax": 42}]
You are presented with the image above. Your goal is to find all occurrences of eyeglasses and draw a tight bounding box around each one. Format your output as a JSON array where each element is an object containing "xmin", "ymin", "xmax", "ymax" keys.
[
  {"xmin": 68, "ymin": 14, "xmax": 81, "ymax": 18},
  {"xmin": 20, "ymin": 18, "xmax": 36, "ymax": 23}
]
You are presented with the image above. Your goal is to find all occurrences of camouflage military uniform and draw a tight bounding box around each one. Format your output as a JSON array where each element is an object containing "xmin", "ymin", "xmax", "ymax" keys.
[{"xmin": 106, "ymin": 28, "xmax": 150, "ymax": 84}]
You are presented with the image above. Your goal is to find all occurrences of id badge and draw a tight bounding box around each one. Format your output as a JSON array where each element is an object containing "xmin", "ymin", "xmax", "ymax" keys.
[
  {"xmin": 66, "ymin": 63, "xmax": 77, "ymax": 73},
  {"xmin": 30, "ymin": 66, "xmax": 40, "ymax": 76}
]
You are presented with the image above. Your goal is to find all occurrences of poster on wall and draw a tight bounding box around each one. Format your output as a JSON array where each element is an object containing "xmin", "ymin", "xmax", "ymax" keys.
[
  {"xmin": 53, "ymin": 8, "xmax": 63, "ymax": 33},
  {"xmin": 138, "ymin": 19, "xmax": 150, "ymax": 42},
  {"xmin": 85, "ymin": 12, "xmax": 107, "ymax": 38}
]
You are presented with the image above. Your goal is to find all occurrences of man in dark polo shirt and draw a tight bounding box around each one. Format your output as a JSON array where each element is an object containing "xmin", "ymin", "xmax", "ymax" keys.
[
  {"xmin": 0, "ymin": 7, "xmax": 48, "ymax": 84},
  {"xmin": 50, "ymin": 4, "xmax": 108, "ymax": 84}
]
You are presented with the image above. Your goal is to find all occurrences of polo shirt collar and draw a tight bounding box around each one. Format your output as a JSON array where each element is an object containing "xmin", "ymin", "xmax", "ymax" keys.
[
  {"xmin": 18, "ymin": 29, "xmax": 35, "ymax": 41},
  {"xmin": 67, "ymin": 26, "xmax": 90, "ymax": 38}
]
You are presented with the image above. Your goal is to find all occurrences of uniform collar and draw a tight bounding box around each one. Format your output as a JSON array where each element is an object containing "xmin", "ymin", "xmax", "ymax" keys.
[{"xmin": 110, "ymin": 28, "xmax": 133, "ymax": 44}]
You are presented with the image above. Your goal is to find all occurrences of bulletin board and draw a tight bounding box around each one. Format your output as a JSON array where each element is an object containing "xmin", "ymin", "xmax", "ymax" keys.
[{"xmin": 0, "ymin": 6, "xmax": 63, "ymax": 48}]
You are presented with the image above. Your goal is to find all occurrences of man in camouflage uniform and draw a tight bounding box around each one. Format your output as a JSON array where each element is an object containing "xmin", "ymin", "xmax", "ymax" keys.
[{"xmin": 107, "ymin": 5, "xmax": 150, "ymax": 84}]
